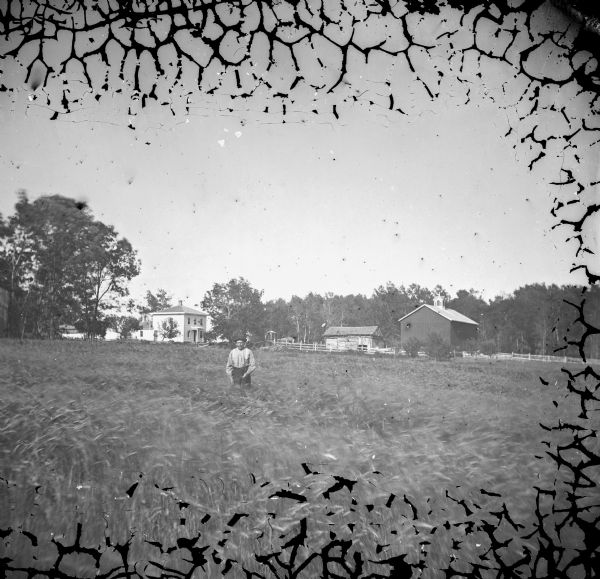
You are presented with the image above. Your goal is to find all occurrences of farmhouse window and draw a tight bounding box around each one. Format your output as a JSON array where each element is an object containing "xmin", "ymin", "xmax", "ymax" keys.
[
  {"xmin": 200, "ymin": 319, "xmax": 203, "ymax": 326},
  {"xmin": 188, "ymin": 317, "xmax": 190, "ymax": 324}
]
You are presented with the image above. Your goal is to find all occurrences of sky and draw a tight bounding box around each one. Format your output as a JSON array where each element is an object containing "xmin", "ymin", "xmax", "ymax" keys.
[{"xmin": 0, "ymin": 1, "xmax": 594, "ymax": 308}]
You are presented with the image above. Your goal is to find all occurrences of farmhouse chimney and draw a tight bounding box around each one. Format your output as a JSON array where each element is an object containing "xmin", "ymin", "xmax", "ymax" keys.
[
  {"xmin": 178, "ymin": 300, "xmax": 183, "ymax": 306},
  {"xmin": 433, "ymin": 295, "xmax": 445, "ymax": 309}
]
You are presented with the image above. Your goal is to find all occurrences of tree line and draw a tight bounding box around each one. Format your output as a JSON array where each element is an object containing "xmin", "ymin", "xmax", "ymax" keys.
[
  {"xmin": 1, "ymin": 193, "xmax": 598, "ymax": 358},
  {"xmin": 201, "ymin": 279, "xmax": 600, "ymax": 359}
]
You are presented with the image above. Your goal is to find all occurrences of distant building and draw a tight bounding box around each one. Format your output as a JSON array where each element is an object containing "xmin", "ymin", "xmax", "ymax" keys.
[
  {"xmin": 135, "ymin": 301, "xmax": 208, "ymax": 343},
  {"xmin": 104, "ymin": 329, "xmax": 121, "ymax": 341},
  {"xmin": 399, "ymin": 296, "xmax": 478, "ymax": 348},
  {"xmin": 59, "ymin": 324, "xmax": 78, "ymax": 335},
  {"xmin": 59, "ymin": 324, "xmax": 87, "ymax": 340},
  {"xmin": 322, "ymin": 326, "xmax": 384, "ymax": 351}
]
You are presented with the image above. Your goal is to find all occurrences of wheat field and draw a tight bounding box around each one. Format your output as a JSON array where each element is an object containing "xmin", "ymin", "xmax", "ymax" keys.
[{"xmin": 0, "ymin": 339, "xmax": 587, "ymax": 577}]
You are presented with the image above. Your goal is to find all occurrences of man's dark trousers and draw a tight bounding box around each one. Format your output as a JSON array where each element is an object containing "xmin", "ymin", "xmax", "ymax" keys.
[{"xmin": 231, "ymin": 366, "xmax": 251, "ymax": 387}]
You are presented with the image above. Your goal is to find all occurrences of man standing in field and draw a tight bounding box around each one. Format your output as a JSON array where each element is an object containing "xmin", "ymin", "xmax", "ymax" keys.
[{"xmin": 226, "ymin": 337, "xmax": 256, "ymax": 392}]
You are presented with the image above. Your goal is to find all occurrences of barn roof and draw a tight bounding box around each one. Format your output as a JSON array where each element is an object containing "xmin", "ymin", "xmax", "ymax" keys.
[
  {"xmin": 153, "ymin": 305, "xmax": 208, "ymax": 316},
  {"xmin": 323, "ymin": 326, "xmax": 381, "ymax": 337},
  {"xmin": 398, "ymin": 305, "xmax": 478, "ymax": 325}
]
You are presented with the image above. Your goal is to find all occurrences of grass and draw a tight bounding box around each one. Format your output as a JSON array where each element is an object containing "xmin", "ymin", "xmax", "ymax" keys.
[{"xmin": 0, "ymin": 339, "xmax": 592, "ymax": 577}]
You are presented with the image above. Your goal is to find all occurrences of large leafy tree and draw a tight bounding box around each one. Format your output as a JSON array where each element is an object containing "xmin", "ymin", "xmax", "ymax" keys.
[
  {"xmin": 9, "ymin": 193, "xmax": 86, "ymax": 337},
  {"xmin": 201, "ymin": 277, "xmax": 265, "ymax": 342},
  {"xmin": 0, "ymin": 192, "xmax": 140, "ymax": 338},
  {"xmin": 71, "ymin": 221, "xmax": 140, "ymax": 336}
]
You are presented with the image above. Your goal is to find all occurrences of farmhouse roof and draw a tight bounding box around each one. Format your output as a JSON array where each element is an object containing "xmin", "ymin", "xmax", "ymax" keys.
[
  {"xmin": 398, "ymin": 305, "xmax": 478, "ymax": 326},
  {"xmin": 153, "ymin": 304, "xmax": 208, "ymax": 316},
  {"xmin": 323, "ymin": 326, "xmax": 381, "ymax": 337}
]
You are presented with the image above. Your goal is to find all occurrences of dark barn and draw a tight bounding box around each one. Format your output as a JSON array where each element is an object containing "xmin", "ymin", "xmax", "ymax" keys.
[{"xmin": 399, "ymin": 298, "xmax": 478, "ymax": 349}]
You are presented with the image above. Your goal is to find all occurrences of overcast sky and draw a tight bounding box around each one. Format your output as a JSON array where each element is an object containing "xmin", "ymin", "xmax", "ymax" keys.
[{"xmin": 0, "ymin": 1, "xmax": 593, "ymax": 306}]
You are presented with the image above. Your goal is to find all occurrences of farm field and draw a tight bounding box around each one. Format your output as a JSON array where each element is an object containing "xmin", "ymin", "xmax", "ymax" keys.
[{"xmin": 0, "ymin": 339, "xmax": 593, "ymax": 577}]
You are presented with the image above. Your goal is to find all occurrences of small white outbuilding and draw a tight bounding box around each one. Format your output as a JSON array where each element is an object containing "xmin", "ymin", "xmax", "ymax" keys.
[{"xmin": 322, "ymin": 326, "xmax": 384, "ymax": 351}]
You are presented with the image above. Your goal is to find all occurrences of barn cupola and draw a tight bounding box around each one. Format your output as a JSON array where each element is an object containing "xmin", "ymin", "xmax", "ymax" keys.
[{"xmin": 433, "ymin": 295, "xmax": 445, "ymax": 309}]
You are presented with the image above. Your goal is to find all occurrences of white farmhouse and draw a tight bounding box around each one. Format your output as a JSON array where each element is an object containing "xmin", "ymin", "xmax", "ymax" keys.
[{"xmin": 136, "ymin": 301, "xmax": 208, "ymax": 343}]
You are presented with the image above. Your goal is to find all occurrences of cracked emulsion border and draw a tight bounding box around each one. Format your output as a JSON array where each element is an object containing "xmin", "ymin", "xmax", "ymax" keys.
[{"xmin": 0, "ymin": 1, "xmax": 598, "ymax": 577}]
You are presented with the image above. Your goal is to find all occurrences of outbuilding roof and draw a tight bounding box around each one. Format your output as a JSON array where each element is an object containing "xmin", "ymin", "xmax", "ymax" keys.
[
  {"xmin": 323, "ymin": 326, "xmax": 381, "ymax": 337},
  {"xmin": 153, "ymin": 305, "xmax": 208, "ymax": 316},
  {"xmin": 398, "ymin": 305, "xmax": 478, "ymax": 325},
  {"xmin": 58, "ymin": 324, "xmax": 78, "ymax": 332}
]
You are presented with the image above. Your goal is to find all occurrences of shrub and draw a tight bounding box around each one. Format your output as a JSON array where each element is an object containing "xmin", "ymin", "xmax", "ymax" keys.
[
  {"xmin": 424, "ymin": 333, "xmax": 451, "ymax": 361},
  {"xmin": 480, "ymin": 340, "xmax": 497, "ymax": 356},
  {"xmin": 160, "ymin": 318, "xmax": 180, "ymax": 340},
  {"xmin": 404, "ymin": 337, "xmax": 422, "ymax": 357},
  {"xmin": 462, "ymin": 338, "xmax": 480, "ymax": 355}
]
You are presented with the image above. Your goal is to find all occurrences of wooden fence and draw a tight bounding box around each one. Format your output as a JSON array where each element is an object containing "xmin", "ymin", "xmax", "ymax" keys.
[
  {"xmin": 273, "ymin": 340, "xmax": 395, "ymax": 355},
  {"xmin": 272, "ymin": 340, "xmax": 597, "ymax": 365},
  {"xmin": 477, "ymin": 351, "xmax": 600, "ymax": 365}
]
